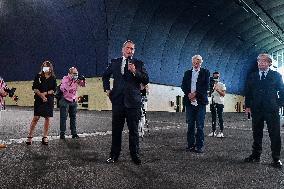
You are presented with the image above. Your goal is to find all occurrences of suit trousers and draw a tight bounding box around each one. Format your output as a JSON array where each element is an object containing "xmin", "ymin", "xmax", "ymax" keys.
[
  {"xmin": 186, "ymin": 104, "xmax": 206, "ymax": 150},
  {"xmin": 251, "ymin": 111, "xmax": 281, "ymax": 161},
  {"xmin": 110, "ymin": 105, "xmax": 141, "ymax": 158}
]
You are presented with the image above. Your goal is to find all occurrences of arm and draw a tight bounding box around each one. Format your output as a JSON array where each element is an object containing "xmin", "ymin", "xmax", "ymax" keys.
[
  {"xmin": 181, "ymin": 71, "xmax": 190, "ymax": 95},
  {"xmin": 47, "ymin": 77, "xmax": 57, "ymax": 95},
  {"xmin": 102, "ymin": 61, "xmax": 113, "ymax": 94},
  {"xmin": 133, "ymin": 61, "xmax": 149, "ymax": 86},
  {"xmin": 32, "ymin": 75, "xmax": 47, "ymax": 101},
  {"xmin": 77, "ymin": 79, "xmax": 86, "ymax": 87},
  {"xmin": 0, "ymin": 80, "xmax": 8, "ymax": 97},
  {"xmin": 245, "ymin": 74, "xmax": 253, "ymax": 109},
  {"xmin": 214, "ymin": 83, "xmax": 226, "ymax": 97},
  {"xmin": 276, "ymin": 72, "xmax": 284, "ymax": 106},
  {"xmin": 60, "ymin": 76, "xmax": 69, "ymax": 93},
  {"xmin": 195, "ymin": 69, "xmax": 210, "ymax": 99}
]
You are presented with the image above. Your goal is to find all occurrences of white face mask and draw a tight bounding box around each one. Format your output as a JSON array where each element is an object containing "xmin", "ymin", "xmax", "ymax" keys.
[
  {"xmin": 42, "ymin": 67, "xmax": 50, "ymax": 73},
  {"xmin": 73, "ymin": 75, "xmax": 78, "ymax": 80}
]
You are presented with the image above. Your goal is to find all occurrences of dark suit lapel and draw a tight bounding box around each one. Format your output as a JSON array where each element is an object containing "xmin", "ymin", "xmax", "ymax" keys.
[
  {"xmin": 188, "ymin": 69, "xmax": 193, "ymax": 89},
  {"xmin": 118, "ymin": 57, "xmax": 123, "ymax": 67},
  {"xmin": 196, "ymin": 68, "xmax": 203, "ymax": 85},
  {"xmin": 114, "ymin": 58, "xmax": 123, "ymax": 75},
  {"xmin": 265, "ymin": 69, "xmax": 272, "ymax": 80},
  {"xmin": 189, "ymin": 69, "xmax": 193, "ymax": 80}
]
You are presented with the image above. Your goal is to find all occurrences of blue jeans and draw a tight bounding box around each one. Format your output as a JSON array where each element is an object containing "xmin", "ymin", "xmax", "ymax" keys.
[
  {"xmin": 59, "ymin": 98, "xmax": 78, "ymax": 135},
  {"xmin": 186, "ymin": 104, "xmax": 206, "ymax": 150}
]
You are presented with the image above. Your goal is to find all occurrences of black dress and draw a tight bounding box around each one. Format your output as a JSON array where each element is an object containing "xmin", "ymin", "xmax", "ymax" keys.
[{"xmin": 32, "ymin": 74, "xmax": 57, "ymax": 117}]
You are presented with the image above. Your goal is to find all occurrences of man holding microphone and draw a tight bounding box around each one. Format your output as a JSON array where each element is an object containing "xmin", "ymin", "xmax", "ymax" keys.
[{"xmin": 102, "ymin": 40, "xmax": 149, "ymax": 165}]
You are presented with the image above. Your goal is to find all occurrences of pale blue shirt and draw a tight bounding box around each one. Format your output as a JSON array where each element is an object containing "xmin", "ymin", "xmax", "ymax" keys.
[{"xmin": 191, "ymin": 68, "xmax": 200, "ymax": 106}]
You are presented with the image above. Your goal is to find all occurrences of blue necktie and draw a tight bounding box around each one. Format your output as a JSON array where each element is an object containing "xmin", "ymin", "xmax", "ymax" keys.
[{"xmin": 261, "ymin": 71, "xmax": 265, "ymax": 80}]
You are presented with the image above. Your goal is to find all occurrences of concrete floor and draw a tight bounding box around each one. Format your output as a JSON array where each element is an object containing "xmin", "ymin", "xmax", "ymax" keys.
[{"xmin": 0, "ymin": 107, "xmax": 283, "ymax": 189}]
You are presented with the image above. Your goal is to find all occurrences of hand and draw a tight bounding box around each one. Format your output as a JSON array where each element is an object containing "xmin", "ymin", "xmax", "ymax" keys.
[
  {"xmin": 40, "ymin": 93, "xmax": 47, "ymax": 102},
  {"xmin": 245, "ymin": 108, "xmax": 251, "ymax": 114},
  {"xmin": 105, "ymin": 90, "xmax": 110, "ymax": 97},
  {"xmin": 188, "ymin": 92, "xmax": 196, "ymax": 101},
  {"xmin": 213, "ymin": 83, "xmax": 218, "ymax": 91},
  {"xmin": 190, "ymin": 97, "xmax": 197, "ymax": 102},
  {"xmin": 128, "ymin": 63, "xmax": 136, "ymax": 73},
  {"xmin": 0, "ymin": 90, "xmax": 8, "ymax": 97}
]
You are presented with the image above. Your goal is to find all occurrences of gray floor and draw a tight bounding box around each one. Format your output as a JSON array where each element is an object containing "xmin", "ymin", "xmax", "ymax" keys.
[{"xmin": 0, "ymin": 107, "xmax": 283, "ymax": 189}]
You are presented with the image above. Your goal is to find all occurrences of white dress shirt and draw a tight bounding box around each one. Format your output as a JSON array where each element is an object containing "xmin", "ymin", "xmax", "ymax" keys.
[
  {"xmin": 258, "ymin": 68, "xmax": 269, "ymax": 80},
  {"xmin": 191, "ymin": 68, "xmax": 200, "ymax": 106},
  {"xmin": 121, "ymin": 56, "xmax": 127, "ymax": 75}
]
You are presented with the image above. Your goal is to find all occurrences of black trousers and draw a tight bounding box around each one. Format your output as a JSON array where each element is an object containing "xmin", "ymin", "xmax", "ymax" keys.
[
  {"xmin": 110, "ymin": 105, "xmax": 141, "ymax": 158},
  {"xmin": 210, "ymin": 103, "xmax": 224, "ymax": 132},
  {"xmin": 251, "ymin": 111, "xmax": 281, "ymax": 161}
]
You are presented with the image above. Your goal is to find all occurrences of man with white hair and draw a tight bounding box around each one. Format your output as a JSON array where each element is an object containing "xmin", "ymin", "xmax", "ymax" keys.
[
  {"xmin": 245, "ymin": 53, "xmax": 284, "ymax": 168},
  {"xmin": 181, "ymin": 55, "xmax": 210, "ymax": 153}
]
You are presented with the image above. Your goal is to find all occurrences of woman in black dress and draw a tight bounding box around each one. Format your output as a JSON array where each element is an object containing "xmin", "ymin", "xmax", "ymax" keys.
[{"xmin": 26, "ymin": 61, "xmax": 56, "ymax": 145}]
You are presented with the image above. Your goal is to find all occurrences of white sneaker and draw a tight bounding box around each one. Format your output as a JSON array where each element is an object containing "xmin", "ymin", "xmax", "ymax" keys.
[
  {"xmin": 216, "ymin": 132, "xmax": 224, "ymax": 138},
  {"xmin": 208, "ymin": 132, "xmax": 216, "ymax": 137}
]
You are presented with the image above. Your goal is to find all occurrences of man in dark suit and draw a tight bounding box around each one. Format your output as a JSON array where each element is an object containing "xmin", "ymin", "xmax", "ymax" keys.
[
  {"xmin": 102, "ymin": 40, "xmax": 149, "ymax": 165},
  {"xmin": 181, "ymin": 55, "xmax": 210, "ymax": 153},
  {"xmin": 245, "ymin": 53, "xmax": 284, "ymax": 168}
]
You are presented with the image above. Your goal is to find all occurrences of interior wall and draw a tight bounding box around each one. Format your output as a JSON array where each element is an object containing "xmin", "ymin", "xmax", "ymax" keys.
[{"xmin": 4, "ymin": 78, "xmax": 244, "ymax": 112}]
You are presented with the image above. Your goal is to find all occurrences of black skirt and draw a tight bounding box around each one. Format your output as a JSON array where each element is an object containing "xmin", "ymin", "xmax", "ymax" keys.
[{"xmin": 34, "ymin": 96, "xmax": 54, "ymax": 117}]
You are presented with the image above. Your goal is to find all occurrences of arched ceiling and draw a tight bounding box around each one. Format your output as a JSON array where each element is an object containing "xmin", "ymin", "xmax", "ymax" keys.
[{"xmin": 0, "ymin": 0, "xmax": 283, "ymax": 94}]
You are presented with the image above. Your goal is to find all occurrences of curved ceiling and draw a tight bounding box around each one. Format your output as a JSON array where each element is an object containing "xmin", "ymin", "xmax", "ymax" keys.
[{"xmin": 0, "ymin": 0, "xmax": 283, "ymax": 94}]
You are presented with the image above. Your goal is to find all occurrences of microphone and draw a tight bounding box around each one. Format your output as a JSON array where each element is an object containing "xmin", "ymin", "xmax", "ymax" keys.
[{"xmin": 127, "ymin": 56, "xmax": 132, "ymax": 64}]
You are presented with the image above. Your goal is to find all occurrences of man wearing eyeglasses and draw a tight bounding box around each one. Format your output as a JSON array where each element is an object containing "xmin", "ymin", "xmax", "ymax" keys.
[
  {"xmin": 102, "ymin": 40, "xmax": 149, "ymax": 165},
  {"xmin": 245, "ymin": 53, "xmax": 284, "ymax": 168},
  {"xmin": 59, "ymin": 67, "xmax": 86, "ymax": 139}
]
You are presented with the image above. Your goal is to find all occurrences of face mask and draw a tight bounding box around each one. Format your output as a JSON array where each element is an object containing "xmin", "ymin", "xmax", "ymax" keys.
[
  {"xmin": 73, "ymin": 74, "xmax": 78, "ymax": 80},
  {"xmin": 42, "ymin": 67, "xmax": 50, "ymax": 73}
]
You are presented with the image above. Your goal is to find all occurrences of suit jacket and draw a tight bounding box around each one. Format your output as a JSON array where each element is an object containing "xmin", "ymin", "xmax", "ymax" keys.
[
  {"xmin": 245, "ymin": 69, "xmax": 284, "ymax": 113},
  {"xmin": 181, "ymin": 68, "xmax": 210, "ymax": 106},
  {"xmin": 102, "ymin": 57, "xmax": 149, "ymax": 108}
]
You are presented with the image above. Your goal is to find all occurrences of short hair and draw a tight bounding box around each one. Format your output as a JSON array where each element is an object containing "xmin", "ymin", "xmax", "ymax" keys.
[
  {"xmin": 192, "ymin": 55, "xmax": 203, "ymax": 62},
  {"xmin": 213, "ymin": 71, "xmax": 219, "ymax": 75},
  {"xmin": 257, "ymin": 53, "xmax": 272, "ymax": 63},
  {"xmin": 122, "ymin": 40, "xmax": 135, "ymax": 48},
  {"xmin": 69, "ymin": 67, "xmax": 77, "ymax": 74}
]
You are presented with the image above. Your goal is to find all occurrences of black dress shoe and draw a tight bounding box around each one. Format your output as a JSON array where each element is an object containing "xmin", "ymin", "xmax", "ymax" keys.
[
  {"xmin": 106, "ymin": 157, "xmax": 118, "ymax": 164},
  {"xmin": 72, "ymin": 134, "xmax": 79, "ymax": 139},
  {"xmin": 271, "ymin": 160, "xmax": 282, "ymax": 168},
  {"xmin": 194, "ymin": 148, "xmax": 204, "ymax": 153},
  {"xmin": 60, "ymin": 135, "xmax": 65, "ymax": 139},
  {"xmin": 41, "ymin": 137, "xmax": 48, "ymax": 145},
  {"xmin": 26, "ymin": 136, "xmax": 33, "ymax": 145},
  {"xmin": 244, "ymin": 155, "xmax": 260, "ymax": 163},
  {"xmin": 131, "ymin": 156, "xmax": 141, "ymax": 165}
]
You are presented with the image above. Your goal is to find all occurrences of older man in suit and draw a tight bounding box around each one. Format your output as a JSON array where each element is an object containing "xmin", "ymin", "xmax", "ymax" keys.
[
  {"xmin": 102, "ymin": 40, "xmax": 149, "ymax": 165},
  {"xmin": 181, "ymin": 55, "xmax": 210, "ymax": 153},
  {"xmin": 245, "ymin": 53, "xmax": 284, "ymax": 168}
]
